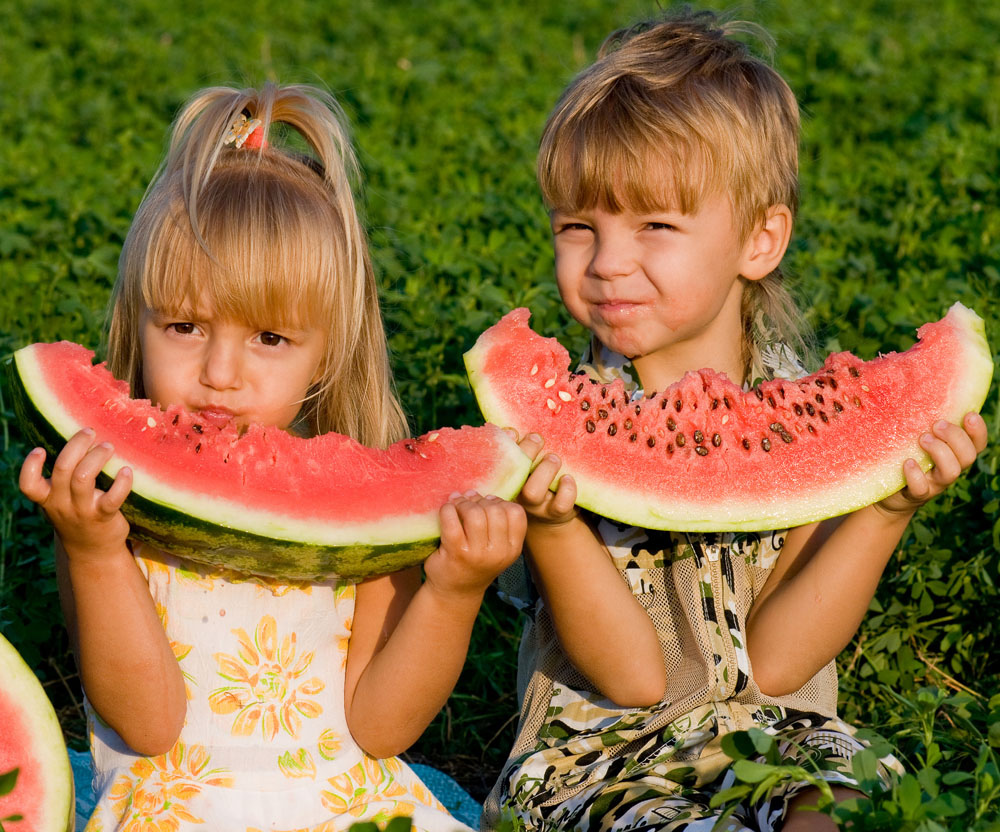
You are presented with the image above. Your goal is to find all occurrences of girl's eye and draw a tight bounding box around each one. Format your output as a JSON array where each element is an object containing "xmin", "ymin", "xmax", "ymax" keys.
[
  {"xmin": 259, "ymin": 331, "xmax": 285, "ymax": 347},
  {"xmin": 169, "ymin": 322, "xmax": 196, "ymax": 335}
]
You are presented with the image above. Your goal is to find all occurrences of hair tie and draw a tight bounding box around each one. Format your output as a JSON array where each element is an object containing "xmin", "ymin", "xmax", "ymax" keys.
[{"xmin": 224, "ymin": 109, "xmax": 266, "ymax": 149}]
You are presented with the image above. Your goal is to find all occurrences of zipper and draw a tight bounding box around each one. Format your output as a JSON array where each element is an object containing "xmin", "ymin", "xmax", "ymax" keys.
[{"xmin": 705, "ymin": 542, "xmax": 737, "ymax": 700}]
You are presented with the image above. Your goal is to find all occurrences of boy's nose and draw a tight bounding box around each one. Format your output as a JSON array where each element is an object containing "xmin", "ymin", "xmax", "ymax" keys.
[
  {"xmin": 588, "ymin": 238, "xmax": 635, "ymax": 281},
  {"xmin": 200, "ymin": 340, "xmax": 243, "ymax": 390}
]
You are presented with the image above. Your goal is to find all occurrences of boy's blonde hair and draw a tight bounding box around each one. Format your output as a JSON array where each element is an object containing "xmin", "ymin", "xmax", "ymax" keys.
[
  {"xmin": 108, "ymin": 83, "xmax": 407, "ymax": 447},
  {"xmin": 539, "ymin": 9, "xmax": 811, "ymax": 377}
]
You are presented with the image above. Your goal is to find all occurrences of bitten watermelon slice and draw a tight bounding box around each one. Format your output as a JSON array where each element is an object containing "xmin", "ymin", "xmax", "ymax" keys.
[
  {"xmin": 465, "ymin": 303, "xmax": 993, "ymax": 531},
  {"xmin": 0, "ymin": 631, "xmax": 74, "ymax": 832},
  {"xmin": 8, "ymin": 342, "xmax": 531, "ymax": 580}
]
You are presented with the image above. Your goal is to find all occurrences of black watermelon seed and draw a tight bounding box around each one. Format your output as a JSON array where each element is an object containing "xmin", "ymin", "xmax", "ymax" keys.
[
  {"xmin": 624, "ymin": 419, "xmax": 633, "ymax": 430},
  {"xmin": 807, "ymin": 424, "xmax": 816, "ymax": 434},
  {"xmin": 576, "ymin": 382, "xmax": 584, "ymax": 394},
  {"xmin": 666, "ymin": 443, "xmax": 674, "ymax": 454},
  {"xmin": 778, "ymin": 387, "xmax": 786, "ymax": 399},
  {"xmin": 829, "ymin": 378, "xmax": 838, "ymax": 391},
  {"xmin": 849, "ymin": 366, "xmax": 860, "ymax": 377},
  {"xmin": 793, "ymin": 404, "xmax": 804, "ymax": 416},
  {"xmin": 754, "ymin": 388, "xmax": 764, "ymax": 401},
  {"xmin": 780, "ymin": 431, "xmax": 794, "ymax": 443},
  {"xmin": 712, "ymin": 433, "xmax": 722, "ymax": 447},
  {"xmin": 172, "ymin": 414, "xmax": 179, "ymax": 425},
  {"xmin": 761, "ymin": 438, "xmax": 771, "ymax": 452},
  {"xmin": 634, "ymin": 404, "xmax": 641, "ymax": 415},
  {"xmin": 805, "ymin": 403, "xmax": 816, "ymax": 416},
  {"xmin": 608, "ymin": 423, "xmax": 618, "ymax": 436},
  {"xmin": 647, "ymin": 436, "xmax": 656, "ymax": 448},
  {"xmin": 667, "ymin": 418, "xmax": 676, "ymax": 431},
  {"xmin": 660, "ymin": 399, "xmax": 669, "ymax": 409},
  {"xmin": 405, "ymin": 442, "xmax": 415, "ymax": 451},
  {"xmin": 610, "ymin": 399, "xmax": 618, "ymax": 409},
  {"xmin": 723, "ymin": 397, "xmax": 731, "ymax": 409},
  {"xmin": 192, "ymin": 424, "xmax": 203, "ymax": 434},
  {"xmin": 195, "ymin": 443, "xmax": 202, "ymax": 453},
  {"xmin": 674, "ymin": 399, "xmax": 683, "ymax": 412},
  {"xmin": 767, "ymin": 395, "xmax": 776, "ymax": 408},
  {"xmin": 693, "ymin": 430, "xmax": 704, "ymax": 444},
  {"xmin": 695, "ymin": 446, "xmax": 709, "ymax": 456},
  {"xmin": 815, "ymin": 378, "xmax": 825, "ymax": 388},
  {"xmin": 601, "ymin": 387, "xmax": 607, "ymax": 397},
  {"xmin": 711, "ymin": 398, "xmax": 719, "ymax": 409},
  {"xmin": 598, "ymin": 408, "xmax": 609, "ymax": 419},
  {"xmin": 833, "ymin": 401, "xmax": 844, "ymax": 412},
  {"xmin": 742, "ymin": 438, "xmax": 751, "ymax": 450},
  {"xmin": 676, "ymin": 433, "xmax": 686, "ymax": 447},
  {"xmin": 815, "ymin": 393, "xmax": 825, "ymax": 404},
  {"xmin": 769, "ymin": 422, "xmax": 785, "ymax": 434},
  {"xmin": 820, "ymin": 412, "xmax": 829, "ymax": 423},
  {"xmin": 629, "ymin": 434, "xmax": 637, "ymax": 442},
  {"xmin": 586, "ymin": 420, "xmax": 596, "ymax": 433},
  {"xmin": 581, "ymin": 400, "xmax": 591, "ymax": 411}
]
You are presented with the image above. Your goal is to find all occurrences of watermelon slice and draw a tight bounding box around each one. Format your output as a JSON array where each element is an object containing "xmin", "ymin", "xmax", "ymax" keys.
[
  {"xmin": 8, "ymin": 342, "xmax": 532, "ymax": 580},
  {"xmin": 0, "ymin": 631, "xmax": 74, "ymax": 832},
  {"xmin": 464, "ymin": 303, "xmax": 993, "ymax": 531}
]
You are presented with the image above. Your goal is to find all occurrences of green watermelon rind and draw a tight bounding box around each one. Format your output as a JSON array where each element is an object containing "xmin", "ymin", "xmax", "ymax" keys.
[
  {"xmin": 7, "ymin": 352, "xmax": 532, "ymax": 580},
  {"xmin": 465, "ymin": 302, "xmax": 994, "ymax": 532},
  {"xmin": 0, "ymin": 632, "xmax": 74, "ymax": 832}
]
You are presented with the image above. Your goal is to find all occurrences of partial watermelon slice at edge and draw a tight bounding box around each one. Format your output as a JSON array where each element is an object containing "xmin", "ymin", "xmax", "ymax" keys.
[
  {"xmin": 464, "ymin": 302, "xmax": 993, "ymax": 532},
  {"xmin": 0, "ymin": 631, "xmax": 74, "ymax": 832}
]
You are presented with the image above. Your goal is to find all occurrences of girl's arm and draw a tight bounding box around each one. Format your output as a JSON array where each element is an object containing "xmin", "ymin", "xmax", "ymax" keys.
[
  {"xmin": 746, "ymin": 413, "xmax": 988, "ymax": 696},
  {"xmin": 20, "ymin": 429, "xmax": 186, "ymax": 756},
  {"xmin": 514, "ymin": 436, "xmax": 666, "ymax": 708},
  {"xmin": 344, "ymin": 492, "xmax": 526, "ymax": 759}
]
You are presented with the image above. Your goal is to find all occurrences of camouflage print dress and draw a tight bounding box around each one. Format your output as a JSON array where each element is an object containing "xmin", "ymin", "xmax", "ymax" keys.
[{"xmin": 481, "ymin": 341, "xmax": 901, "ymax": 832}]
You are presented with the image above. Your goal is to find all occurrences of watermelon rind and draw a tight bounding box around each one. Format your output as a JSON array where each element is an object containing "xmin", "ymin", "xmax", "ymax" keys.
[
  {"xmin": 0, "ymin": 631, "xmax": 74, "ymax": 832},
  {"xmin": 8, "ymin": 349, "xmax": 532, "ymax": 581},
  {"xmin": 464, "ymin": 302, "xmax": 993, "ymax": 532}
]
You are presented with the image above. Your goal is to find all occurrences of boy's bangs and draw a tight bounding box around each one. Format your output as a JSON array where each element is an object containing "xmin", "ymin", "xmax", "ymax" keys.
[{"xmin": 142, "ymin": 177, "xmax": 340, "ymax": 333}]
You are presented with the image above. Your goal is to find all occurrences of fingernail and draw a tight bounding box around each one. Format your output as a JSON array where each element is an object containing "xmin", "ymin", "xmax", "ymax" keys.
[
  {"xmin": 528, "ymin": 434, "xmax": 542, "ymax": 443},
  {"xmin": 549, "ymin": 455, "xmax": 561, "ymax": 465},
  {"xmin": 83, "ymin": 427, "xmax": 95, "ymax": 436},
  {"xmin": 934, "ymin": 420, "xmax": 948, "ymax": 431},
  {"xmin": 31, "ymin": 447, "xmax": 44, "ymax": 456},
  {"xmin": 448, "ymin": 492, "xmax": 461, "ymax": 500},
  {"xmin": 920, "ymin": 433, "xmax": 933, "ymax": 446},
  {"xmin": 464, "ymin": 489, "xmax": 478, "ymax": 497},
  {"xmin": 99, "ymin": 442, "xmax": 113, "ymax": 450},
  {"xmin": 120, "ymin": 467, "xmax": 132, "ymax": 477}
]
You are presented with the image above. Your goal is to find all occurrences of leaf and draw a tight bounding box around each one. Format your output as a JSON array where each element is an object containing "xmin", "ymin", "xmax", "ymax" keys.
[
  {"xmin": 732, "ymin": 759, "xmax": 777, "ymax": 784},
  {"xmin": 721, "ymin": 730, "xmax": 759, "ymax": 761},
  {"xmin": 0, "ymin": 769, "xmax": 17, "ymax": 798}
]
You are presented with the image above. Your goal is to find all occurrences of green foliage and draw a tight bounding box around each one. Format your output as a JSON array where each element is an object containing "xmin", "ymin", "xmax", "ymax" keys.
[
  {"xmin": 0, "ymin": 768, "xmax": 24, "ymax": 829},
  {"xmin": 347, "ymin": 818, "xmax": 413, "ymax": 832},
  {"xmin": 1, "ymin": 1, "xmax": 998, "ymax": 828}
]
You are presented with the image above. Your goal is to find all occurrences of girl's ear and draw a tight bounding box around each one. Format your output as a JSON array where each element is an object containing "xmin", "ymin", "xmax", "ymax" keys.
[{"xmin": 740, "ymin": 204, "xmax": 792, "ymax": 281}]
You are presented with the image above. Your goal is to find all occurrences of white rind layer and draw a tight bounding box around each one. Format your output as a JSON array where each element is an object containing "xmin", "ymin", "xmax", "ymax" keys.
[
  {"xmin": 16, "ymin": 349, "xmax": 531, "ymax": 547},
  {"xmin": 0, "ymin": 632, "xmax": 73, "ymax": 831}
]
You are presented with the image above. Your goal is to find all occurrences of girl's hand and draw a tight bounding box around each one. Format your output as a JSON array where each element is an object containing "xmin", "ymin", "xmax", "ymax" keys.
[
  {"xmin": 422, "ymin": 492, "xmax": 527, "ymax": 598},
  {"xmin": 876, "ymin": 412, "xmax": 988, "ymax": 517},
  {"xmin": 19, "ymin": 428, "xmax": 133, "ymax": 561},
  {"xmin": 517, "ymin": 433, "xmax": 579, "ymax": 527}
]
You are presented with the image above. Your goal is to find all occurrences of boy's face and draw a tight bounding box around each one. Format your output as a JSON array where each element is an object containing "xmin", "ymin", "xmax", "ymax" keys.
[{"xmin": 550, "ymin": 191, "xmax": 758, "ymax": 387}]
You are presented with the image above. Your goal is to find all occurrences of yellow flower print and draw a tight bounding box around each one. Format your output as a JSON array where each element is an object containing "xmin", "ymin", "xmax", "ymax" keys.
[
  {"xmin": 278, "ymin": 747, "xmax": 317, "ymax": 779},
  {"xmin": 209, "ymin": 615, "xmax": 325, "ymax": 741},
  {"xmin": 317, "ymin": 728, "xmax": 342, "ymax": 760},
  {"xmin": 320, "ymin": 755, "xmax": 416, "ymax": 817},
  {"xmin": 107, "ymin": 742, "xmax": 232, "ymax": 829},
  {"xmin": 337, "ymin": 617, "xmax": 352, "ymax": 667},
  {"xmin": 153, "ymin": 600, "xmax": 195, "ymax": 700}
]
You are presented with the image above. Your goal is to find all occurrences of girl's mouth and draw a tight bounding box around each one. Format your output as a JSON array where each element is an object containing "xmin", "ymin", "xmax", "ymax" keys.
[{"xmin": 197, "ymin": 407, "xmax": 237, "ymax": 428}]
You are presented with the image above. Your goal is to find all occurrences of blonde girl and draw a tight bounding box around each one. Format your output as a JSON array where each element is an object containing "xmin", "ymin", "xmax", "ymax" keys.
[
  {"xmin": 485, "ymin": 11, "xmax": 987, "ymax": 832},
  {"xmin": 20, "ymin": 82, "xmax": 524, "ymax": 831}
]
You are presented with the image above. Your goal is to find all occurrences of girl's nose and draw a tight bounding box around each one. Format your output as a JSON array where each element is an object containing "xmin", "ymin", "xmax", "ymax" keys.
[
  {"xmin": 200, "ymin": 339, "xmax": 242, "ymax": 390},
  {"xmin": 588, "ymin": 236, "xmax": 635, "ymax": 281}
]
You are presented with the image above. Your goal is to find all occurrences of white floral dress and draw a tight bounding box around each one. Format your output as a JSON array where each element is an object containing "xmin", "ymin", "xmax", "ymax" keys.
[{"xmin": 84, "ymin": 542, "xmax": 471, "ymax": 832}]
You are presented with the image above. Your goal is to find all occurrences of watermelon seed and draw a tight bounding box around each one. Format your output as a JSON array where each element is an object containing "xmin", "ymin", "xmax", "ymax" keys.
[
  {"xmin": 666, "ymin": 443, "xmax": 674, "ymax": 454},
  {"xmin": 861, "ymin": 385, "xmax": 870, "ymax": 392},
  {"xmin": 629, "ymin": 434, "xmax": 637, "ymax": 442},
  {"xmin": 581, "ymin": 400, "xmax": 591, "ymax": 411},
  {"xmin": 546, "ymin": 398, "xmax": 557, "ymax": 411},
  {"xmin": 829, "ymin": 378, "xmax": 839, "ymax": 390},
  {"xmin": 404, "ymin": 441, "xmax": 415, "ymax": 451},
  {"xmin": 723, "ymin": 396, "xmax": 731, "ymax": 408},
  {"xmin": 558, "ymin": 391, "xmax": 572, "ymax": 402},
  {"xmin": 805, "ymin": 402, "xmax": 816, "ymax": 416},
  {"xmin": 853, "ymin": 396, "xmax": 862, "ymax": 407},
  {"xmin": 833, "ymin": 401, "xmax": 843, "ymax": 412},
  {"xmin": 793, "ymin": 404, "xmax": 804, "ymax": 416},
  {"xmin": 815, "ymin": 378, "xmax": 826, "ymax": 388},
  {"xmin": 598, "ymin": 408, "xmax": 609, "ymax": 419},
  {"xmin": 769, "ymin": 422, "xmax": 785, "ymax": 434},
  {"xmin": 576, "ymin": 382, "xmax": 585, "ymax": 394},
  {"xmin": 172, "ymin": 414, "xmax": 180, "ymax": 425},
  {"xmin": 754, "ymin": 388, "xmax": 764, "ymax": 401},
  {"xmin": 544, "ymin": 378, "xmax": 556, "ymax": 388},
  {"xmin": 647, "ymin": 436, "xmax": 656, "ymax": 447},
  {"xmin": 667, "ymin": 417, "xmax": 676, "ymax": 431},
  {"xmin": 601, "ymin": 387, "xmax": 607, "ymax": 397},
  {"xmin": 694, "ymin": 430, "xmax": 704, "ymax": 443},
  {"xmin": 761, "ymin": 438, "xmax": 771, "ymax": 452},
  {"xmin": 624, "ymin": 419, "xmax": 633, "ymax": 430},
  {"xmin": 696, "ymin": 446, "xmax": 709, "ymax": 456},
  {"xmin": 742, "ymin": 438, "xmax": 751, "ymax": 450},
  {"xmin": 778, "ymin": 387, "xmax": 786, "ymax": 399},
  {"xmin": 849, "ymin": 366, "xmax": 860, "ymax": 377},
  {"xmin": 815, "ymin": 393, "xmax": 825, "ymax": 404},
  {"xmin": 586, "ymin": 420, "xmax": 596, "ymax": 433},
  {"xmin": 419, "ymin": 452, "xmax": 428, "ymax": 459},
  {"xmin": 530, "ymin": 364, "xmax": 539, "ymax": 376},
  {"xmin": 712, "ymin": 433, "xmax": 722, "ymax": 447},
  {"xmin": 820, "ymin": 412, "xmax": 829, "ymax": 423},
  {"xmin": 610, "ymin": 399, "xmax": 618, "ymax": 409},
  {"xmin": 192, "ymin": 424, "xmax": 203, "ymax": 433},
  {"xmin": 711, "ymin": 398, "xmax": 719, "ymax": 409},
  {"xmin": 807, "ymin": 424, "xmax": 816, "ymax": 434},
  {"xmin": 634, "ymin": 404, "xmax": 641, "ymax": 415},
  {"xmin": 608, "ymin": 423, "xmax": 618, "ymax": 436},
  {"xmin": 195, "ymin": 443, "xmax": 202, "ymax": 453},
  {"xmin": 767, "ymin": 395, "xmax": 776, "ymax": 408},
  {"xmin": 721, "ymin": 414, "xmax": 729, "ymax": 425},
  {"xmin": 428, "ymin": 432, "xmax": 439, "ymax": 442},
  {"xmin": 674, "ymin": 399, "xmax": 682, "ymax": 412},
  {"xmin": 660, "ymin": 399, "xmax": 669, "ymax": 409},
  {"xmin": 676, "ymin": 433, "xmax": 686, "ymax": 447}
]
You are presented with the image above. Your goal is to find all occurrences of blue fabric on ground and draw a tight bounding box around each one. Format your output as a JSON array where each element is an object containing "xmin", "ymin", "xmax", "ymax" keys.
[{"xmin": 69, "ymin": 749, "xmax": 481, "ymax": 830}]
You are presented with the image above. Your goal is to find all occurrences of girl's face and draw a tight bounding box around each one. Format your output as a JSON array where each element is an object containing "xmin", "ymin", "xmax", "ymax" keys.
[
  {"xmin": 550, "ymin": 191, "xmax": 758, "ymax": 390},
  {"xmin": 138, "ymin": 296, "xmax": 326, "ymax": 431}
]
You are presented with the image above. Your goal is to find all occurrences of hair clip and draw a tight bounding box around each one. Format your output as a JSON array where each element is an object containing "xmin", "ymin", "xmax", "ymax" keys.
[{"xmin": 224, "ymin": 110, "xmax": 266, "ymax": 149}]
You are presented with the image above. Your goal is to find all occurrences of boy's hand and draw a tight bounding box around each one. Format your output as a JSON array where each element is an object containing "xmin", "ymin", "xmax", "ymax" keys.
[
  {"xmin": 423, "ymin": 492, "xmax": 526, "ymax": 598},
  {"xmin": 876, "ymin": 412, "xmax": 987, "ymax": 517},
  {"xmin": 19, "ymin": 428, "xmax": 133, "ymax": 561},
  {"xmin": 517, "ymin": 433, "xmax": 579, "ymax": 527}
]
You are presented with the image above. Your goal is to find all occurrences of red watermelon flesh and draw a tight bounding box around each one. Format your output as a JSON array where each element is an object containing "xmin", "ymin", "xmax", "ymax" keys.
[
  {"xmin": 10, "ymin": 342, "xmax": 531, "ymax": 580},
  {"xmin": 0, "ymin": 632, "xmax": 74, "ymax": 832},
  {"xmin": 464, "ymin": 303, "xmax": 993, "ymax": 531}
]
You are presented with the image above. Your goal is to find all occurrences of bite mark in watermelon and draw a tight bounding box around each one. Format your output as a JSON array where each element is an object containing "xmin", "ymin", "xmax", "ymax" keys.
[
  {"xmin": 8, "ymin": 342, "xmax": 532, "ymax": 580},
  {"xmin": 464, "ymin": 303, "xmax": 993, "ymax": 531},
  {"xmin": 0, "ymin": 632, "xmax": 74, "ymax": 832}
]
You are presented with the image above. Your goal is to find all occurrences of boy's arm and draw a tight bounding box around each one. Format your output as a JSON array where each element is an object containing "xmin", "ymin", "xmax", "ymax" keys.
[
  {"xmin": 344, "ymin": 494, "xmax": 525, "ymax": 758},
  {"xmin": 746, "ymin": 414, "xmax": 987, "ymax": 696},
  {"xmin": 517, "ymin": 438, "xmax": 666, "ymax": 707},
  {"xmin": 21, "ymin": 431, "xmax": 186, "ymax": 756}
]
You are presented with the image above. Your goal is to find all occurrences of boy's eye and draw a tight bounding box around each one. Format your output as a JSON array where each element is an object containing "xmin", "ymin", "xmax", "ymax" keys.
[
  {"xmin": 169, "ymin": 322, "xmax": 196, "ymax": 335},
  {"xmin": 259, "ymin": 331, "xmax": 285, "ymax": 347},
  {"xmin": 646, "ymin": 221, "xmax": 676, "ymax": 231},
  {"xmin": 557, "ymin": 222, "xmax": 593, "ymax": 233}
]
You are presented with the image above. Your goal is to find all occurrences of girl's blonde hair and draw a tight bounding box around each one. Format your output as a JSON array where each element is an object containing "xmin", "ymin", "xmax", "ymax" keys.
[
  {"xmin": 538, "ymin": 9, "xmax": 812, "ymax": 377},
  {"xmin": 108, "ymin": 83, "xmax": 407, "ymax": 447}
]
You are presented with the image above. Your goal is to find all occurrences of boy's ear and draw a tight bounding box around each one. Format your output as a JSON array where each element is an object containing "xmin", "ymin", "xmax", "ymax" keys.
[{"xmin": 740, "ymin": 204, "xmax": 792, "ymax": 281}]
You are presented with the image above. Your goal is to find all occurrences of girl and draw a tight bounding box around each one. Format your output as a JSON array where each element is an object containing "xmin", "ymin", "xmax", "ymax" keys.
[
  {"xmin": 483, "ymin": 12, "xmax": 988, "ymax": 832},
  {"xmin": 19, "ymin": 83, "xmax": 525, "ymax": 831}
]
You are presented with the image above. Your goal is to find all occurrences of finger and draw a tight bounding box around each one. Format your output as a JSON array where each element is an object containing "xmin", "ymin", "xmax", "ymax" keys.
[
  {"xmin": 517, "ymin": 433, "xmax": 545, "ymax": 462},
  {"xmin": 19, "ymin": 448, "xmax": 51, "ymax": 504},
  {"xmin": 438, "ymin": 501, "xmax": 466, "ymax": 553},
  {"xmin": 931, "ymin": 420, "xmax": 978, "ymax": 469},
  {"xmin": 549, "ymin": 474, "xmax": 578, "ymax": 517},
  {"xmin": 519, "ymin": 454, "xmax": 562, "ymax": 505},
  {"xmin": 454, "ymin": 498, "xmax": 488, "ymax": 549},
  {"xmin": 901, "ymin": 457, "xmax": 931, "ymax": 502},
  {"xmin": 505, "ymin": 502, "xmax": 527, "ymax": 551},
  {"xmin": 962, "ymin": 412, "xmax": 988, "ymax": 454},
  {"xmin": 98, "ymin": 466, "xmax": 133, "ymax": 515},
  {"xmin": 481, "ymin": 497, "xmax": 513, "ymax": 553},
  {"xmin": 69, "ymin": 442, "xmax": 115, "ymax": 506},
  {"xmin": 50, "ymin": 429, "xmax": 97, "ymax": 491},
  {"xmin": 919, "ymin": 431, "xmax": 962, "ymax": 485}
]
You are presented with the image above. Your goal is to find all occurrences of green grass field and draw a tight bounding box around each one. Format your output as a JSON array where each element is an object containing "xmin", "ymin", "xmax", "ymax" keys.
[{"xmin": 2, "ymin": 0, "xmax": 999, "ymax": 827}]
